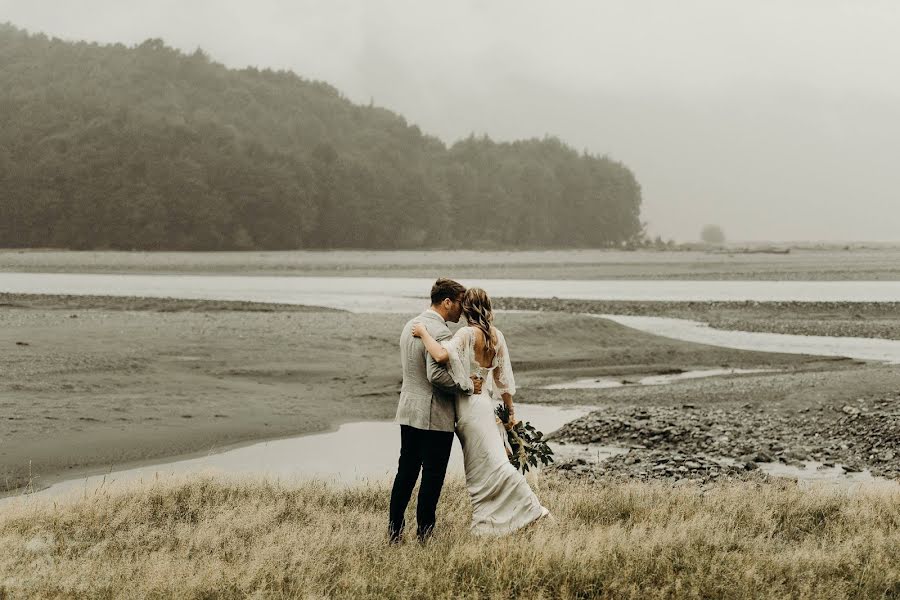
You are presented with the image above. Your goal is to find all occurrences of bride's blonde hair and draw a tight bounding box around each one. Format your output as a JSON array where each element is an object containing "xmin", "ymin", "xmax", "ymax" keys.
[{"xmin": 462, "ymin": 287, "xmax": 497, "ymax": 357}]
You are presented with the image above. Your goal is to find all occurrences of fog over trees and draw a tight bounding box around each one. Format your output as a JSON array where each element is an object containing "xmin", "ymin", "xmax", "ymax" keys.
[
  {"xmin": 3, "ymin": 2, "xmax": 900, "ymax": 242},
  {"xmin": 0, "ymin": 24, "xmax": 643, "ymax": 250}
]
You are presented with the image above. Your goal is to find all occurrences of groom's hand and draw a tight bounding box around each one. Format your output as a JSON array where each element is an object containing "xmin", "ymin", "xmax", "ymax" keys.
[{"xmin": 471, "ymin": 376, "xmax": 483, "ymax": 395}]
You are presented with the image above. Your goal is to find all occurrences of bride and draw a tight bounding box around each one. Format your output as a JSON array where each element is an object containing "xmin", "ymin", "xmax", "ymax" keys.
[{"xmin": 411, "ymin": 287, "xmax": 551, "ymax": 536}]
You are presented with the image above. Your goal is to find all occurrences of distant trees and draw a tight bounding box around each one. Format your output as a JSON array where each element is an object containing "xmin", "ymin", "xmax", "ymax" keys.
[
  {"xmin": 700, "ymin": 224, "xmax": 726, "ymax": 245},
  {"xmin": 0, "ymin": 24, "xmax": 644, "ymax": 250}
]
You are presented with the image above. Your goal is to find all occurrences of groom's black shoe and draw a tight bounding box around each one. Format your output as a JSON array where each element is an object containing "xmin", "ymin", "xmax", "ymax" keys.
[
  {"xmin": 388, "ymin": 521, "xmax": 403, "ymax": 544},
  {"xmin": 416, "ymin": 525, "xmax": 434, "ymax": 545}
]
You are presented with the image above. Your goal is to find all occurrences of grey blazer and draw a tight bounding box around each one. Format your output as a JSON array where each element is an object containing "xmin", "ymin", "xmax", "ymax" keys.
[{"xmin": 395, "ymin": 310, "xmax": 472, "ymax": 432}]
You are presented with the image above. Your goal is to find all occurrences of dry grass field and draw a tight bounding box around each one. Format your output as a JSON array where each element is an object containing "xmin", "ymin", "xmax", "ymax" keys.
[{"xmin": 1, "ymin": 475, "xmax": 899, "ymax": 599}]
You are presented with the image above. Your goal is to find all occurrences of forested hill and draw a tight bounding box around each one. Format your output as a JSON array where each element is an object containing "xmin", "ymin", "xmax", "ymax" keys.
[{"xmin": 0, "ymin": 24, "xmax": 644, "ymax": 250}]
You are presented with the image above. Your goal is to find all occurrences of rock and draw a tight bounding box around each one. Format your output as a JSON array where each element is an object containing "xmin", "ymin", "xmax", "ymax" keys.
[{"xmin": 842, "ymin": 406, "xmax": 860, "ymax": 415}]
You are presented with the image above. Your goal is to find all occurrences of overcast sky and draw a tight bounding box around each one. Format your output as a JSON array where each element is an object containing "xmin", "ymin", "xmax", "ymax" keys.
[{"xmin": 3, "ymin": 0, "xmax": 899, "ymax": 242}]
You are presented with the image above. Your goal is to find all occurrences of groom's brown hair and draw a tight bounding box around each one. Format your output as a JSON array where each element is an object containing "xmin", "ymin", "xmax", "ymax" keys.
[{"xmin": 430, "ymin": 278, "xmax": 466, "ymax": 306}]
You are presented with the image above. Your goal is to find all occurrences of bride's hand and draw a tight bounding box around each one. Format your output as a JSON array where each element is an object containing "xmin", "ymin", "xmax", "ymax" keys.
[{"xmin": 411, "ymin": 322, "xmax": 427, "ymax": 338}]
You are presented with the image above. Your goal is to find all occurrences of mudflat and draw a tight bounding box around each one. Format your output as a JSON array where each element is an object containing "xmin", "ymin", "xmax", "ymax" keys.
[
  {"xmin": 0, "ymin": 293, "xmax": 840, "ymax": 495},
  {"xmin": 496, "ymin": 297, "xmax": 900, "ymax": 339},
  {"xmin": 3, "ymin": 247, "xmax": 900, "ymax": 280}
]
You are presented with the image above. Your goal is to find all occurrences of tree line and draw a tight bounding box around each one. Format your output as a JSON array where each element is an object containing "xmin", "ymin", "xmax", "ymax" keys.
[{"xmin": 0, "ymin": 24, "xmax": 644, "ymax": 250}]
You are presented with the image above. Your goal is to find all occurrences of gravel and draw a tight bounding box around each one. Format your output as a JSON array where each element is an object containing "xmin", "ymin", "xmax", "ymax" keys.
[{"xmin": 548, "ymin": 393, "xmax": 900, "ymax": 482}]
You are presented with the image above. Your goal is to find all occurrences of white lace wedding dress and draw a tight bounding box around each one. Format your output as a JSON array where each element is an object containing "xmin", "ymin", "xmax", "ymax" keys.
[{"xmin": 443, "ymin": 326, "xmax": 549, "ymax": 536}]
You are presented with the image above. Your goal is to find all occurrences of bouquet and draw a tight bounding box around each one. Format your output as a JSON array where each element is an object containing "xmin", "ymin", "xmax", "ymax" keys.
[{"xmin": 495, "ymin": 404, "xmax": 555, "ymax": 473}]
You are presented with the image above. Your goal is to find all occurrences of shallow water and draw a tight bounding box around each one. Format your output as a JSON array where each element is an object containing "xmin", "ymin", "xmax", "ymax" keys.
[
  {"xmin": 543, "ymin": 368, "xmax": 775, "ymax": 389},
  {"xmin": 757, "ymin": 461, "xmax": 898, "ymax": 490},
  {"xmin": 0, "ymin": 404, "xmax": 595, "ymax": 508},
  {"xmin": 2, "ymin": 273, "xmax": 900, "ymax": 313},
  {"xmin": 600, "ymin": 315, "xmax": 900, "ymax": 364}
]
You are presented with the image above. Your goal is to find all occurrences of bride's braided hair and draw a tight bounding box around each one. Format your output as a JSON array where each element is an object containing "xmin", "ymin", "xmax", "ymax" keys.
[{"xmin": 462, "ymin": 288, "xmax": 497, "ymax": 358}]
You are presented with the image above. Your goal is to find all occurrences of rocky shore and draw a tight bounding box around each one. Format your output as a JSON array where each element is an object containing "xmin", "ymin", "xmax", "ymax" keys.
[
  {"xmin": 495, "ymin": 297, "xmax": 900, "ymax": 340},
  {"xmin": 549, "ymin": 392, "xmax": 900, "ymax": 484}
]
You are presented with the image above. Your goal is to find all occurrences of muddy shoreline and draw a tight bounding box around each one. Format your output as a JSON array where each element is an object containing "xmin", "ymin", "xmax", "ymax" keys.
[
  {"xmin": 2, "ymin": 291, "xmax": 897, "ymax": 496},
  {"xmin": 2, "ymin": 293, "xmax": 836, "ymax": 496}
]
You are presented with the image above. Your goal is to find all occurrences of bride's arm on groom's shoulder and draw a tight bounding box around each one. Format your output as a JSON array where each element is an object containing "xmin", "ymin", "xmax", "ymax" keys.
[
  {"xmin": 411, "ymin": 322, "xmax": 449, "ymax": 363},
  {"xmin": 415, "ymin": 324, "xmax": 477, "ymax": 394}
]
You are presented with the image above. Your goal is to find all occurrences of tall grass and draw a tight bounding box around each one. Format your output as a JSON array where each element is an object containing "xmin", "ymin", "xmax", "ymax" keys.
[{"xmin": 1, "ymin": 474, "xmax": 899, "ymax": 599}]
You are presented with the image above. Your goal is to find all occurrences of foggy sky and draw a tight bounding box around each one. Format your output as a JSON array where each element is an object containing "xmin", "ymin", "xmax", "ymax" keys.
[{"xmin": 3, "ymin": 0, "xmax": 899, "ymax": 242}]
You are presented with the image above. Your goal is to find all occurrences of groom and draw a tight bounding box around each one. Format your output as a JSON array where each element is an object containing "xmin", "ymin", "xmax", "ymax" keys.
[{"xmin": 389, "ymin": 278, "xmax": 480, "ymax": 543}]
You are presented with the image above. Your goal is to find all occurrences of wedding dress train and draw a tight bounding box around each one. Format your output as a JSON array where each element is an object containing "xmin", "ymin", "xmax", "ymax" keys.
[{"xmin": 444, "ymin": 327, "xmax": 549, "ymax": 536}]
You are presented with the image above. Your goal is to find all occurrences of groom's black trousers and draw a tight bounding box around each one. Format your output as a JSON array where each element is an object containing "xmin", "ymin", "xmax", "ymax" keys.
[{"xmin": 389, "ymin": 424, "xmax": 454, "ymax": 542}]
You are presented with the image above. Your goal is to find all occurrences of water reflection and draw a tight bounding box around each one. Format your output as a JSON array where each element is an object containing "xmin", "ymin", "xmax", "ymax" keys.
[{"xmin": 1, "ymin": 404, "xmax": 593, "ymax": 508}]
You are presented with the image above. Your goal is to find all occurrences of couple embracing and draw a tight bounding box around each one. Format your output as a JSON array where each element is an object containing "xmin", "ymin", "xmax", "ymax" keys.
[{"xmin": 389, "ymin": 278, "xmax": 551, "ymax": 543}]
